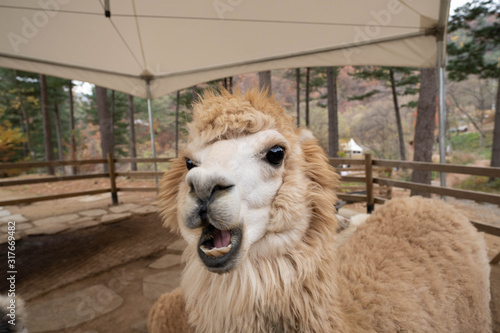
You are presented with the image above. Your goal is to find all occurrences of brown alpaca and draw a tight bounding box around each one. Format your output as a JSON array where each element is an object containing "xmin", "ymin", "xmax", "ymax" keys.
[{"xmin": 148, "ymin": 89, "xmax": 491, "ymax": 333}]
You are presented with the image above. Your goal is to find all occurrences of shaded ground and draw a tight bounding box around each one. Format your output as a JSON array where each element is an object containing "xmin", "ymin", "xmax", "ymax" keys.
[
  {"xmin": 0, "ymin": 214, "xmax": 175, "ymax": 301},
  {"xmin": 0, "ymin": 213, "xmax": 179, "ymax": 332}
]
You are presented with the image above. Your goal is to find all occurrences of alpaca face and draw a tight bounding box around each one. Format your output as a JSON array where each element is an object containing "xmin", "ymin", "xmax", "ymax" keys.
[{"xmin": 178, "ymin": 129, "xmax": 290, "ymax": 273}]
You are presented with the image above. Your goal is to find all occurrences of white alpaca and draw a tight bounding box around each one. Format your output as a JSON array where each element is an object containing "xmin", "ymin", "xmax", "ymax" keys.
[{"xmin": 149, "ymin": 89, "xmax": 491, "ymax": 333}]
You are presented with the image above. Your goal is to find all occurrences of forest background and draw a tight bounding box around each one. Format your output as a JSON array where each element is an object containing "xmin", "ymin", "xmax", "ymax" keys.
[{"xmin": 0, "ymin": 0, "xmax": 498, "ymax": 193}]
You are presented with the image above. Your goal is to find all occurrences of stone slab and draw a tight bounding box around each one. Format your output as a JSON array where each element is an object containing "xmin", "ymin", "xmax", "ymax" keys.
[
  {"xmin": 0, "ymin": 214, "xmax": 29, "ymax": 224},
  {"xmin": 110, "ymin": 203, "xmax": 139, "ymax": 214},
  {"xmin": 68, "ymin": 216, "xmax": 94, "ymax": 225},
  {"xmin": 33, "ymin": 214, "xmax": 79, "ymax": 227},
  {"xmin": 0, "ymin": 235, "xmax": 8, "ymax": 244},
  {"xmin": 168, "ymin": 239, "xmax": 188, "ymax": 252},
  {"xmin": 143, "ymin": 270, "xmax": 182, "ymax": 300},
  {"xmin": 26, "ymin": 224, "xmax": 69, "ymax": 236},
  {"xmin": 131, "ymin": 320, "xmax": 148, "ymax": 333},
  {"xmin": 79, "ymin": 209, "xmax": 108, "ymax": 217},
  {"xmin": 149, "ymin": 254, "xmax": 182, "ymax": 269},
  {"xmin": 101, "ymin": 212, "xmax": 132, "ymax": 224},
  {"xmin": 131, "ymin": 205, "xmax": 157, "ymax": 215},
  {"xmin": 28, "ymin": 284, "xmax": 123, "ymax": 332},
  {"xmin": 10, "ymin": 222, "xmax": 34, "ymax": 231},
  {"xmin": 0, "ymin": 233, "xmax": 22, "ymax": 244},
  {"xmin": 71, "ymin": 220, "xmax": 101, "ymax": 230},
  {"xmin": 0, "ymin": 209, "xmax": 11, "ymax": 217}
]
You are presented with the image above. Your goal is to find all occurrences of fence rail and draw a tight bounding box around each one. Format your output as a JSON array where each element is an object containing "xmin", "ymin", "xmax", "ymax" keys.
[{"xmin": 1, "ymin": 154, "xmax": 499, "ymax": 241}]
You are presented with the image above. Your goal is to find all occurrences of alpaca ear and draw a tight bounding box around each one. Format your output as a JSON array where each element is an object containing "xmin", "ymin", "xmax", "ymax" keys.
[
  {"xmin": 157, "ymin": 157, "xmax": 188, "ymax": 233},
  {"xmin": 297, "ymin": 128, "xmax": 315, "ymax": 143},
  {"xmin": 300, "ymin": 135, "xmax": 339, "ymax": 195}
]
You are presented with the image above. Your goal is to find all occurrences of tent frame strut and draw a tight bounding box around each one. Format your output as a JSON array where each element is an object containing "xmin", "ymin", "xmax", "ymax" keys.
[
  {"xmin": 437, "ymin": 0, "xmax": 450, "ymax": 189},
  {"xmin": 146, "ymin": 80, "xmax": 158, "ymax": 186}
]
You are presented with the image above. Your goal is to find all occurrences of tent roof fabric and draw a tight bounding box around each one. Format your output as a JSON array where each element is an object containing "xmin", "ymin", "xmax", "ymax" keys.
[
  {"xmin": 0, "ymin": 0, "xmax": 450, "ymax": 99},
  {"xmin": 346, "ymin": 139, "xmax": 363, "ymax": 152}
]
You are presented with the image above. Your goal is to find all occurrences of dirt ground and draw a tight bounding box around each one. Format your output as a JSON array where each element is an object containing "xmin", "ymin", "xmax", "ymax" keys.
[{"xmin": 0, "ymin": 177, "xmax": 499, "ymax": 332}]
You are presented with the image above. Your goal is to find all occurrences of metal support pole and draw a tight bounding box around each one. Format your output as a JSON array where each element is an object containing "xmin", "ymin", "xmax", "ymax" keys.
[
  {"xmin": 146, "ymin": 82, "xmax": 158, "ymax": 186},
  {"xmin": 436, "ymin": 0, "xmax": 450, "ymax": 189},
  {"xmin": 438, "ymin": 66, "xmax": 447, "ymax": 188}
]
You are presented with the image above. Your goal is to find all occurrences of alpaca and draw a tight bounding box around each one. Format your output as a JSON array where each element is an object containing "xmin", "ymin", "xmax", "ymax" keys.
[{"xmin": 149, "ymin": 89, "xmax": 491, "ymax": 332}]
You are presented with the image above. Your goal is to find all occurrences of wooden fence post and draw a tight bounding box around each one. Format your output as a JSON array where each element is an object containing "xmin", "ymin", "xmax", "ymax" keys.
[
  {"xmin": 365, "ymin": 153, "xmax": 374, "ymax": 213},
  {"xmin": 107, "ymin": 153, "xmax": 118, "ymax": 205}
]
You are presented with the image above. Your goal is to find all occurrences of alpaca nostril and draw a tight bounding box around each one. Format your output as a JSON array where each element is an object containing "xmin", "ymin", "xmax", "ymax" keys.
[
  {"xmin": 212, "ymin": 184, "xmax": 234, "ymax": 196},
  {"xmin": 186, "ymin": 168, "xmax": 235, "ymax": 202}
]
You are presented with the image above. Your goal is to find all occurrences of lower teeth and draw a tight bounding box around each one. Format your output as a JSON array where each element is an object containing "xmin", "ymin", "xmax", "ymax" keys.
[{"xmin": 201, "ymin": 244, "xmax": 232, "ymax": 257}]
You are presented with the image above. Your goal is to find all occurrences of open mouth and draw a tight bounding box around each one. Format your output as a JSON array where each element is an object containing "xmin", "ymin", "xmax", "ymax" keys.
[{"xmin": 197, "ymin": 224, "xmax": 242, "ymax": 273}]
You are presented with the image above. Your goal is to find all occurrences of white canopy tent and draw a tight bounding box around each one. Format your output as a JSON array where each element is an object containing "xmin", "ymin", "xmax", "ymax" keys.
[
  {"xmin": 0, "ymin": 0, "xmax": 451, "ymax": 184},
  {"xmin": 344, "ymin": 139, "xmax": 364, "ymax": 157}
]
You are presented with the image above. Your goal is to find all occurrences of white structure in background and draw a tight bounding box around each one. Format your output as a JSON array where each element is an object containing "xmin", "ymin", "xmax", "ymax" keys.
[
  {"xmin": 340, "ymin": 139, "xmax": 364, "ymax": 176},
  {"xmin": 343, "ymin": 139, "xmax": 363, "ymax": 158}
]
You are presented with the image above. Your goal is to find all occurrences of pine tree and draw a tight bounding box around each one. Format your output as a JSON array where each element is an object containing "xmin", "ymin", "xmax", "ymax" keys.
[
  {"xmin": 349, "ymin": 66, "xmax": 419, "ymax": 160},
  {"xmin": 259, "ymin": 71, "xmax": 272, "ymax": 96},
  {"xmin": 411, "ymin": 68, "xmax": 437, "ymax": 196},
  {"xmin": 447, "ymin": 0, "xmax": 500, "ymax": 174},
  {"xmin": 40, "ymin": 74, "xmax": 55, "ymax": 174},
  {"xmin": 327, "ymin": 67, "xmax": 339, "ymax": 158}
]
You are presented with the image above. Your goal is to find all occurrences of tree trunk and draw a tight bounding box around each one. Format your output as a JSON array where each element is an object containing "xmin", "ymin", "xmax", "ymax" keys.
[
  {"xmin": 191, "ymin": 85, "xmax": 198, "ymax": 106},
  {"xmin": 411, "ymin": 68, "xmax": 437, "ymax": 197},
  {"xmin": 111, "ymin": 89, "xmax": 115, "ymax": 149},
  {"xmin": 53, "ymin": 102, "xmax": 64, "ymax": 175},
  {"xmin": 228, "ymin": 77, "xmax": 233, "ymax": 94},
  {"xmin": 296, "ymin": 68, "xmax": 300, "ymax": 127},
  {"xmin": 14, "ymin": 70, "xmax": 34, "ymax": 160},
  {"xmin": 305, "ymin": 67, "xmax": 310, "ymax": 128},
  {"xmin": 96, "ymin": 86, "xmax": 114, "ymax": 172},
  {"xmin": 389, "ymin": 69, "xmax": 406, "ymax": 161},
  {"xmin": 327, "ymin": 67, "xmax": 339, "ymax": 158},
  {"xmin": 40, "ymin": 74, "xmax": 54, "ymax": 175},
  {"xmin": 68, "ymin": 80, "xmax": 77, "ymax": 175},
  {"xmin": 128, "ymin": 94, "xmax": 137, "ymax": 171},
  {"xmin": 175, "ymin": 91, "xmax": 180, "ymax": 158},
  {"xmin": 490, "ymin": 72, "xmax": 500, "ymax": 180},
  {"xmin": 258, "ymin": 71, "xmax": 272, "ymax": 96},
  {"xmin": 18, "ymin": 105, "xmax": 28, "ymax": 158}
]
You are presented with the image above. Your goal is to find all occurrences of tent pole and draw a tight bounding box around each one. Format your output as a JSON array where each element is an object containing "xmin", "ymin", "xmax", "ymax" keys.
[
  {"xmin": 146, "ymin": 81, "xmax": 158, "ymax": 186},
  {"xmin": 438, "ymin": 66, "xmax": 447, "ymax": 188},
  {"xmin": 437, "ymin": 0, "xmax": 450, "ymax": 189}
]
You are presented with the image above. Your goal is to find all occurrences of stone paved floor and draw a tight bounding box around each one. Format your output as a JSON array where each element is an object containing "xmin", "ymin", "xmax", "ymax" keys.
[
  {"xmin": 0, "ymin": 203, "xmax": 158, "ymax": 244},
  {"xmin": 26, "ymin": 238, "xmax": 187, "ymax": 333},
  {"xmin": 5, "ymin": 201, "xmax": 498, "ymax": 332}
]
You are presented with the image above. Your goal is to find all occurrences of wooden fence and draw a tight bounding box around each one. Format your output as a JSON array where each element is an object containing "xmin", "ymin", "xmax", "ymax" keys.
[
  {"xmin": 1, "ymin": 153, "xmax": 499, "ymax": 251},
  {"xmin": 0, "ymin": 155, "xmax": 170, "ymax": 206}
]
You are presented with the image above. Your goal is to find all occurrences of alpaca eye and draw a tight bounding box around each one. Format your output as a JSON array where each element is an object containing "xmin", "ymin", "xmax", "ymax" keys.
[
  {"xmin": 186, "ymin": 158, "xmax": 197, "ymax": 170},
  {"xmin": 265, "ymin": 146, "xmax": 285, "ymax": 166}
]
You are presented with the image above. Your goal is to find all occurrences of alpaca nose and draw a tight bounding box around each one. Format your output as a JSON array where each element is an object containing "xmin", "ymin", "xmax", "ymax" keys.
[{"xmin": 186, "ymin": 168, "xmax": 235, "ymax": 203}]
